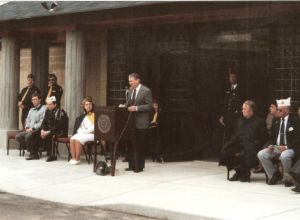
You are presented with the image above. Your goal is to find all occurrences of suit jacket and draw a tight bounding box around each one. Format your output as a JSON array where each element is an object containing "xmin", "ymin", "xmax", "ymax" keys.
[
  {"xmin": 125, "ymin": 84, "xmax": 153, "ymax": 129},
  {"xmin": 269, "ymin": 115, "xmax": 300, "ymax": 156},
  {"xmin": 220, "ymin": 84, "xmax": 244, "ymax": 119},
  {"xmin": 224, "ymin": 115, "xmax": 268, "ymax": 151},
  {"xmin": 18, "ymin": 85, "xmax": 41, "ymax": 115},
  {"xmin": 41, "ymin": 108, "xmax": 69, "ymax": 136},
  {"xmin": 43, "ymin": 84, "xmax": 63, "ymax": 106}
]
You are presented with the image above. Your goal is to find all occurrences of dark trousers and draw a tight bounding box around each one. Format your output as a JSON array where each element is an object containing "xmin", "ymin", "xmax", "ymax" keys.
[
  {"xmin": 15, "ymin": 130, "xmax": 41, "ymax": 155},
  {"xmin": 224, "ymin": 113, "xmax": 238, "ymax": 142},
  {"xmin": 148, "ymin": 127, "xmax": 161, "ymax": 158},
  {"xmin": 219, "ymin": 143, "xmax": 258, "ymax": 178},
  {"xmin": 291, "ymin": 159, "xmax": 300, "ymax": 185},
  {"xmin": 128, "ymin": 129, "xmax": 148, "ymax": 171}
]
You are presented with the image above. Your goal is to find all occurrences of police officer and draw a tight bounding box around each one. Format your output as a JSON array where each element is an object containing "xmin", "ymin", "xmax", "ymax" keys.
[
  {"xmin": 18, "ymin": 74, "xmax": 40, "ymax": 129},
  {"xmin": 41, "ymin": 96, "xmax": 68, "ymax": 162},
  {"xmin": 44, "ymin": 73, "xmax": 63, "ymax": 106},
  {"xmin": 219, "ymin": 68, "xmax": 244, "ymax": 143}
]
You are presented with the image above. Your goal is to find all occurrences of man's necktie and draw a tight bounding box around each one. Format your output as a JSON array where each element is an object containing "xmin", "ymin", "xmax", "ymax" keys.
[
  {"xmin": 130, "ymin": 89, "xmax": 136, "ymax": 106},
  {"xmin": 279, "ymin": 118, "xmax": 285, "ymax": 145}
]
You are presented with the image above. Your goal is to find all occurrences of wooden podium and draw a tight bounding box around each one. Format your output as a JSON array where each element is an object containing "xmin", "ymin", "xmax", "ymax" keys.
[{"xmin": 94, "ymin": 106, "xmax": 130, "ymax": 176}]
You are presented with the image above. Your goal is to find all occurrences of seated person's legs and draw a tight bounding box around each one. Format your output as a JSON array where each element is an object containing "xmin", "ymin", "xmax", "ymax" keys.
[
  {"xmin": 24, "ymin": 130, "xmax": 41, "ymax": 159},
  {"xmin": 15, "ymin": 131, "xmax": 27, "ymax": 147},
  {"xmin": 239, "ymin": 148, "xmax": 258, "ymax": 182},
  {"xmin": 69, "ymin": 133, "xmax": 94, "ymax": 164},
  {"xmin": 257, "ymin": 148, "xmax": 277, "ymax": 179},
  {"xmin": 280, "ymin": 149, "xmax": 295, "ymax": 178},
  {"xmin": 219, "ymin": 145, "xmax": 241, "ymax": 181}
]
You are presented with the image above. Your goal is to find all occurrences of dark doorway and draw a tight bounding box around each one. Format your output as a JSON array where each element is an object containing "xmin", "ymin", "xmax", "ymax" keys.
[{"xmin": 133, "ymin": 50, "xmax": 269, "ymax": 161}]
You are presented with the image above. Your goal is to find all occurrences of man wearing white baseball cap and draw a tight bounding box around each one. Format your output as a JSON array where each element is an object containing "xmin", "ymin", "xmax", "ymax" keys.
[
  {"xmin": 40, "ymin": 96, "xmax": 68, "ymax": 162},
  {"xmin": 258, "ymin": 97, "xmax": 300, "ymax": 186}
]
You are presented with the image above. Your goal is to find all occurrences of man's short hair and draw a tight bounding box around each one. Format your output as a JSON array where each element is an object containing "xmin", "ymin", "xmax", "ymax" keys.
[
  {"xmin": 31, "ymin": 92, "xmax": 41, "ymax": 100},
  {"xmin": 244, "ymin": 100, "xmax": 256, "ymax": 113},
  {"xmin": 27, "ymin": 74, "xmax": 35, "ymax": 80},
  {"xmin": 48, "ymin": 73, "xmax": 57, "ymax": 80},
  {"xmin": 129, "ymin": 73, "xmax": 141, "ymax": 80}
]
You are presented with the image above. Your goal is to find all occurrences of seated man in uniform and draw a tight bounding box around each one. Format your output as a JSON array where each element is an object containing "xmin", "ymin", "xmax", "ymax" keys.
[
  {"xmin": 40, "ymin": 96, "xmax": 68, "ymax": 162},
  {"xmin": 219, "ymin": 100, "xmax": 268, "ymax": 182},
  {"xmin": 16, "ymin": 93, "xmax": 46, "ymax": 160},
  {"xmin": 258, "ymin": 97, "xmax": 300, "ymax": 186}
]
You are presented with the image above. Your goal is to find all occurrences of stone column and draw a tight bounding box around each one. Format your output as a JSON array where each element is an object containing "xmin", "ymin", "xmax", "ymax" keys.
[
  {"xmin": 64, "ymin": 31, "xmax": 85, "ymax": 134},
  {"xmin": 0, "ymin": 37, "xmax": 20, "ymax": 149},
  {"xmin": 31, "ymin": 38, "xmax": 49, "ymax": 96}
]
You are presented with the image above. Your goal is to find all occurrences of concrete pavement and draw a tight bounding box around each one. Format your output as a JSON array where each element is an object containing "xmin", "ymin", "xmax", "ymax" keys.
[{"xmin": 1, "ymin": 150, "xmax": 300, "ymax": 220}]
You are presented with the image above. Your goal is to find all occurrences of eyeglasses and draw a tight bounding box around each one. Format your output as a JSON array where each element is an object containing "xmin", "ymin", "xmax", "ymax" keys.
[
  {"xmin": 48, "ymin": 78, "xmax": 56, "ymax": 82},
  {"xmin": 277, "ymin": 109, "xmax": 284, "ymax": 112}
]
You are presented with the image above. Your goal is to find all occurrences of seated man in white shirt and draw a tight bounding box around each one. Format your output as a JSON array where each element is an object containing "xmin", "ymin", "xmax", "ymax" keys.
[{"xmin": 258, "ymin": 97, "xmax": 300, "ymax": 186}]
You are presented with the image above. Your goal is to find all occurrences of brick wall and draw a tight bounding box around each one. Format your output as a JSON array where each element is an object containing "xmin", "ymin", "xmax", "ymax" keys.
[
  {"xmin": 107, "ymin": 24, "xmax": 190, "ymax": 106},
  {"xmin": 270, "ymin": 27, "xmax": 300, "ymax": 110}
]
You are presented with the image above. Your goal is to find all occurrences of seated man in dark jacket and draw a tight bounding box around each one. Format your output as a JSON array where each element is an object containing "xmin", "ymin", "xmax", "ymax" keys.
[
  {"xmin": 219, "ymin": 100, "xmax": 268, "ymax": 182},
  {"xmin": 40, "ymin": 96, "xmax": 68, "ymax": 162}
]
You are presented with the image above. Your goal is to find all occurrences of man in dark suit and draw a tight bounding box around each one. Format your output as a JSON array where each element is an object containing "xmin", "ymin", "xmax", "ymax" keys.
[
  {"xmin": 44, "ymin": 74, "xmax": 63, "ymax": 107},
  {"xmin": 219, "ymin": 68, "xmax": 244, "ymax": 143},
  {"xmin": 18, "ymin": 74, "xmax": 40, "ymax": 129},
  {"xmin": 258, "ymin": 97, "xmax": 300, "ymax": 186},
  {"xmin": 219, "ymin": 100, "xmax": 268, "ymax": 182},
  {"xmin": 40, "ymin": 96, "xmax": 68, "ymax": 162},
  {"xmin": 124, "ymin": 73, "xmax": 152, "ymax": 173}
]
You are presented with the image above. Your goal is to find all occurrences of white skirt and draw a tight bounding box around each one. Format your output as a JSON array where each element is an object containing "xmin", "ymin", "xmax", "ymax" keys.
[{"xmin": 70, "ymin": 133, "xmax": 94, "ymax": 145}]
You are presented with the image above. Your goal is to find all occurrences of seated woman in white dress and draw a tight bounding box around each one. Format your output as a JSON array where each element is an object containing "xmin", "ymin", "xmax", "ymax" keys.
[{"xmin": 69, "ymin": 97, "xmax": 95, "ymax": 165}]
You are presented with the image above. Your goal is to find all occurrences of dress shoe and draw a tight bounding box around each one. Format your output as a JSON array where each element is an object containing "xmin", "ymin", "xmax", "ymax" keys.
[
  {"xmin": 240, "ymin": 176, "xmax": 251, "ymax": 183},
  {"xmin": 134, "ymin": 169, "xmax": 143, "ymax": 173},
  {"xmin": 268, "ymin": 173, "xmax": 281, "ymax": 185},
  {"xmin": 125, "ymin": 168, "xmax": 133, "ymax": 171},
  {"xmin": 228, "ymin": 173, "xmax": 240, "ymax": 181},
  {"xmin": 291, "ymin": 186, "xmax": 300, "ymax": 193},
  {"xmin": 46, "ymin": 155, "xmax": 57, "ymax": 162},
  {"xmin": 284, "ymin": 181, "xmax": 294, "ymax": 187},
  {"xmin": 26, "ymin": 155, "xmax": 39, "ymax": 160}
]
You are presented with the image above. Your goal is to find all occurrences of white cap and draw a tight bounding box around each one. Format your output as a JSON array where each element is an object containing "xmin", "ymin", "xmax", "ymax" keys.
[
  {"xmin": 276, "ymin": 97, "xmax": 291, "ymax": 107},
  {"xmin": 46, "ymin": 96, "xmax": 56, "ymax": 104}
]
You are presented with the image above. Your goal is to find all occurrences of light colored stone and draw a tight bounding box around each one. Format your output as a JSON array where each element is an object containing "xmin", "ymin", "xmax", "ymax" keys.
[
  {"xmin": 64, "ymin": 31, "xmax": 86, "ymax": 134},
  {"xmin": 0, "ymin": 37, "xmax": 20, "ymax": 149}
]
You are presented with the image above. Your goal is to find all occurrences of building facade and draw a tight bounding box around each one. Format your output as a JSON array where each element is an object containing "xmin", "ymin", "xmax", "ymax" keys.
[{"xmin": 0, "ymin": 2, "xmax": 300, "ymax": 159}]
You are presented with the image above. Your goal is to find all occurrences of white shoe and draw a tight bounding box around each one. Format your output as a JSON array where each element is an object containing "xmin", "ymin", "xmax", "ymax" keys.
[
  {"xmin": 68, "ymin": 159, "xmax": 76, "ymax": 165},
  {"xmin": 74, "ymin": 160, "xmax": 81, "ymax": 165}
]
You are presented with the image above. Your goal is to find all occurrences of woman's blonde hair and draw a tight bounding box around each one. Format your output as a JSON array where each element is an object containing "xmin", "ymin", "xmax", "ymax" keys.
[{"xmin": 81, "ymin": 96, "xmax": 94, "ymax": 112}]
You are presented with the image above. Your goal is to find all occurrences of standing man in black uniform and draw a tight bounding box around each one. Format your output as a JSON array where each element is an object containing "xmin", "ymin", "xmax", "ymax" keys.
[
  {"xmin": 18, "ymin": 74, "xmax": 40, "ymax": 129},
  {"xmin": 40, "ymin": 96, "xmax": 68, "ymax": 162},
  {"xmin": 44, "ymin": 74, "xmax": 63, "ymax": 106},
  {"xmin": 219, "ymin": 68, "xmax": 244, "ymax": 144}
]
